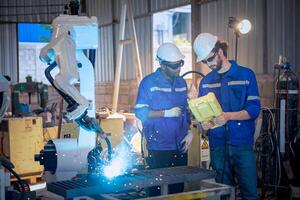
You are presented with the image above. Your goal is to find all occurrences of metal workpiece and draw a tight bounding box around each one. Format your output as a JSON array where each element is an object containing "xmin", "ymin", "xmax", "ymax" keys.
[{"xmin": 47, "ymin": 166, "xmax": 216, "ymax": 199}]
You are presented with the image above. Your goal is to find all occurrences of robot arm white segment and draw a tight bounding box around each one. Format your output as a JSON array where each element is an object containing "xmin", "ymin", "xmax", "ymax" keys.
[
  {"xmin": 39, "ymin": 15, "xmax": 106, "ymax": 135},
  {"xmin": 41, "ymin": 33, "xmax": 90, "ymax": 120},
  {"xmin": 52, "ymin": 15, "xmax": 99, "ymax": 49}
]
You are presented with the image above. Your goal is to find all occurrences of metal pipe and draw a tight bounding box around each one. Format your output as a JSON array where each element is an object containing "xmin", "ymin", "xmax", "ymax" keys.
[{"xmin": 279, "ymin": 99, "xmax": 286, "ymax": 154}]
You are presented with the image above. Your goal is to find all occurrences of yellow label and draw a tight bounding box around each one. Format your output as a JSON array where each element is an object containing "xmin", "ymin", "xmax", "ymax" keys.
[{"xmin": 201, "ymin": 140, "xmax": 209, "ymax": 149}]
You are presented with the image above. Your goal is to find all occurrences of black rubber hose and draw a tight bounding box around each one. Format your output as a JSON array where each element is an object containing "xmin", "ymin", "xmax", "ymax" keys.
[
  {"xmin": 181, "ymin": 70, "xmax": 205, "ymax": 78},
  {"xmin": 45, "ymin": 62, "xmax": 78, "ymax": 110},
  {"xmin": 0, "ymin": 156, "xmax": 28, "ymax": 200},
  {"xmin": 105, "ymin": 137, "xmax": 112, "ymax": 160}
]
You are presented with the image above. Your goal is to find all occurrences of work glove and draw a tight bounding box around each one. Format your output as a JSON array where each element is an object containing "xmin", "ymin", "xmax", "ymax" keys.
[
  {"xmin": 201, "ymin": 120, "xmax": 215, "ymax": 130},
  {"xmin": 164, "ymin": 107, "xmax": 181, "ymax": 117},
  {"xmin": 181, "ymin": 130, "xmax": 193, "ymax": 153}
]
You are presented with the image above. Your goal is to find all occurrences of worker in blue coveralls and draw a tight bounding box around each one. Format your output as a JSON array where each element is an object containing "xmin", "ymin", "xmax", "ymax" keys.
[
  {"xmin": 134, "ymin": 43, "xmax": 193, "ymax": 196},
  {"xmin": 193, "ymin": 33, "xmax": 261, "ymax": 200}
]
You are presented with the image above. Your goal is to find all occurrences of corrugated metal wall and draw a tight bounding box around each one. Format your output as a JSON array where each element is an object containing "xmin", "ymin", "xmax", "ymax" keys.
[
  {"xmin": 86, "ymin": 0, "xmax": 114, "ymax": 82},
  {"xmin": 266, "ymin": 0, "xmax": 299, "ymax": 73},
  {"xmin": 89, "ymin": 0, "xmax": 299, "ymax": 82},
  {"xmin": 0, "ymin": 0, "xmax": 298, "ymax": 84},
  {"xmin": 0, "ymin": 0, "xmax": 69, "ymax": 23},
  {"xmin": 150, "ymin": 0, "xmax": 191, "ymax": 12},
  {"xmin": 113, "ymin": 17, "xmax": 153, "ymax": 80},
  {"xmin": 0, "ymin": 24, "xmax": 18, "ymax": 83},
  {"xmin": 87, "ymin": 0, "xmax": 191, "ymax": 82},
  {"xmin": 195, "ymin": 0, "xmax": 299, "ymax": 74},
  {"xmin": 198, "ymin": 0, "xmax": 264, "ymax": 73},
  {"xmin": 87, "ymin": 0, "xmax": 113, "ymax": 25},
  {"xmin": 114, "ymin": 0, "xmax": 149, "ymax": 20},
  {"xmin": 0, "ymin": 0, "xmax": 69, "ymax": 83},
  {"xmin": 95, "ymin": 26, "xmax": 115, "ymax": 81}
]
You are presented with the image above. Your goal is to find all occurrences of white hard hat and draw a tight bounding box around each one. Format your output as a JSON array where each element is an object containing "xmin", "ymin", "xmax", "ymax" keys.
[
  {"xmin": 157, "ymin": 43, "xmax": 185, "ymax": 62},
  {"xmin": 193, "ymin": 33, "xmax": 218, "ymax": 62}
]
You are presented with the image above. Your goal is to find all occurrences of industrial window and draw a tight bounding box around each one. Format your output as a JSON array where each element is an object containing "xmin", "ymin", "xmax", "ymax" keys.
[
  {"xmin": 18, "ymin": 23, "xmax": 58, "ymax": 85},
  {"xmin": 152, "ymin": 5, "xmax": 192, "ymax": 79}
]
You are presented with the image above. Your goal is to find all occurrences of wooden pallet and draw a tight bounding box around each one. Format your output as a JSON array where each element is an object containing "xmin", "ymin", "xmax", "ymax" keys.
[{"xmin": 11, "ymin": 172, "xmax": 43, "ymax": 184}]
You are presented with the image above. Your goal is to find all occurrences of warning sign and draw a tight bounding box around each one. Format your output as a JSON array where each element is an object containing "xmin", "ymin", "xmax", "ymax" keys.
[{"xmin": 201, "ymin": 139, "xmax": 210, "ymax": 162}]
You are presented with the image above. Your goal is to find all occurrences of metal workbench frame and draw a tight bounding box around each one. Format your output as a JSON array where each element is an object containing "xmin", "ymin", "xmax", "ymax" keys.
[
  {"xmin": 99, "ymin": 180, "xmax": 234, "ymax": 200},
  {"xmin": 46, "ymin": 166, "xmax": 234, "ymax": 200}
]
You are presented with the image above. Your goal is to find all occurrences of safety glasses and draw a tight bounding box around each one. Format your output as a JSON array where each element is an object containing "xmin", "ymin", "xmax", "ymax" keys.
[
  {"xmin": 161, "ymin": 60, "xmax": 184, "ymax": 70},
  {"xmin": 202, "ymin": 52, "xmax": 217, "ymax": 64}
]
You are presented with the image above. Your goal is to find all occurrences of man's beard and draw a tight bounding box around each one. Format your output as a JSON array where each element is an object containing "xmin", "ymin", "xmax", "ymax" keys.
[
  {"xmin": 209, "ymin": 56, "xmax": 222, "ymax": 72},
  {"xmin": 162, "ymin": 66, "xmax": 180, "ymax": 79}
]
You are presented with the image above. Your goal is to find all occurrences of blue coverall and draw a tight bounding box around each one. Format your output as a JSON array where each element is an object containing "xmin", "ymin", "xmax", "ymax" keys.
[
  {"xmin": 135, "ymin": 68, "xmax": 190, "ymax": 196},
  {"xmin": 199, "ymin": 60, "xmax": 261, "ymax": 200}
]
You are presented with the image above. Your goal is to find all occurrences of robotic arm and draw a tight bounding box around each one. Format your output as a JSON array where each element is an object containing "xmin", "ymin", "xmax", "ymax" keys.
[
  {"xmin": 40, "ymin": 14, "xmax": 103, "ymax": 134},
  {"xmin": 36, "ymin": 12, "xmax": 112, "ymax": 181}
]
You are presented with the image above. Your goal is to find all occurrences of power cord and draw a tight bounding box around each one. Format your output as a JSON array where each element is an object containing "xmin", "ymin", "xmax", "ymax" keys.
[
  {"xmin": 0, "ymin": 155, "xmax": 29, "ymax": 200},
  {"xmin": 221, "ymin": 124, "xmax": 230, "ymax": 184},
  {"xmin": 255, "ymin": 107, "xmax": 283, "ymax": 198}
]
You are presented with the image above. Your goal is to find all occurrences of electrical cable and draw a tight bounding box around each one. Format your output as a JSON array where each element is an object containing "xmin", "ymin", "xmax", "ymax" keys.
[
  {"xmin": 0, "ymin": 156, "xmax": 29, "ymax": 200},
  {"xmin": 136, "ymin": 120, "xmax": 146, "ymax": 167},
  {"xmin": 255, "ymin": 107, "xmax": 284, "ymax": 199},
  {"xmin": 221, "ymin": 124, "xmax": 230, "ymax": 184},
  {"xmin": 181, "ymin": 70, "xmax": 205, "ymax": 78},
  {"xmin": 104, "ymin": 137, "xmax": 112, "ymax": 160}
]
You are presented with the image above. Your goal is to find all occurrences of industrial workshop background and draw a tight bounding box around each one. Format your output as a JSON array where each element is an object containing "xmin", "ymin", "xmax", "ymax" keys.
[{"xmin": 0, "ymin": 0, "xmax": 299, "ymax": 113}]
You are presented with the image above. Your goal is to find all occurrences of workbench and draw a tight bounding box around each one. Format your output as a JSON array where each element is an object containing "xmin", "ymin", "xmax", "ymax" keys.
[{"xmin": 46, "ymin": 166, "xmax": 234, "ymax": 199}]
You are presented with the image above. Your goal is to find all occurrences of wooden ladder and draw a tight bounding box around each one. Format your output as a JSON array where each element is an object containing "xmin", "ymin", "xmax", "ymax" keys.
[{"xmin": 112, "ymin": 0, "xmax": 143, "ymax": 113}]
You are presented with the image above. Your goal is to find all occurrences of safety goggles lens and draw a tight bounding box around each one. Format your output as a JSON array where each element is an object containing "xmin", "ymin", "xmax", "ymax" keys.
[
  {"xmin": 163, "ymin": 60, "xmax": 184, "ymax": 69},
  {"xmin": 202, "ymin": 53, "xmax": 216, "ymax": 64}
]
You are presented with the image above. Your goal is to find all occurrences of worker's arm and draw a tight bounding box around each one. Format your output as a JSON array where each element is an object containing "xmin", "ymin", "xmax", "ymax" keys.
[
  {"xmin": 225, "ymin": 110, "xmax": 251, "ymax": 120},
  {"xmin": 243, "ymin": 70, "xmax": 261, "ymax": 120},
  {"xmin": 149, "ymin": 107, "xmax": 181, "ymax": 118},
  {"xmin": 222, "ymin": 110, "xmax": 250, "ymax": 121},
  {"xmin": 214, "ymin": 71, "xmax": 261, "ymax": 126},
  {"xmin": 213, "ymin": 110, "xmax": 250, "ymax": 126},
  {"xmin": 136, "ymin": 106, "xmax": 182, "ymax": 122},
  {"xmin": 135, "ymin": 79, "xmax": 183, "ymax": 123}
]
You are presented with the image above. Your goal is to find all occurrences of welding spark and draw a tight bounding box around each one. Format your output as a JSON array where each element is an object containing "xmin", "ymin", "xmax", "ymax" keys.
[{"xmin": 102, "ymin": 139, "xmax": 136, "ymax": 180}]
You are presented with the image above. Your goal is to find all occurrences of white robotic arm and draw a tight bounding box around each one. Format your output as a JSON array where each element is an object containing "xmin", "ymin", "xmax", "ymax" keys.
[
  {"xmin": 35, "ymin": 1, "xmax": 112, "ymax": 182},
  {"xmin": 40, "ymin": 15, "xmax": 102, "ymax": 133}
]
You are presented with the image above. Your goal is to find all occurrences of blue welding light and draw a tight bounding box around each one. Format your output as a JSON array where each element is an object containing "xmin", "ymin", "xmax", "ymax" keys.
[
  {"xmin": 102, "ymin": 140, "xmax": 136, "ymax": 180},
  {"xmin": 103, "ymin": 159, "xmax": 125, "ymax": 179}
]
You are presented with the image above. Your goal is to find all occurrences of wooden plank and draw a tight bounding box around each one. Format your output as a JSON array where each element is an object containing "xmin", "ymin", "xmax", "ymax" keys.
[{"xmin": 11, "ymin": 172, "xmax": 42, "ymax": 184}]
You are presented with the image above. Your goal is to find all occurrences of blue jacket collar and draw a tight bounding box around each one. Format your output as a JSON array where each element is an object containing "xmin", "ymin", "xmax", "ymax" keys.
[
  {"xmin": 225, "ymin": 60, "xmax": 239, "ymax": 78},
  {"xmin": 209, "ymin": 60, "xmax": 239, "ymax": 81}
]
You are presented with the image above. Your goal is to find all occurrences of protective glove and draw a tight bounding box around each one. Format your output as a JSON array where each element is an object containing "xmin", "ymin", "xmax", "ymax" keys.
[
  {"xmin": 181, "ymin": 130, "xmax": 193, "ymax": 153},
  {"xmin": 201, "ymin": 120, "xmax": 214, "ymax": 130},
  {"xmin": 164, "ymin": 107, "xmax": 181, "ymax": 117}
]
